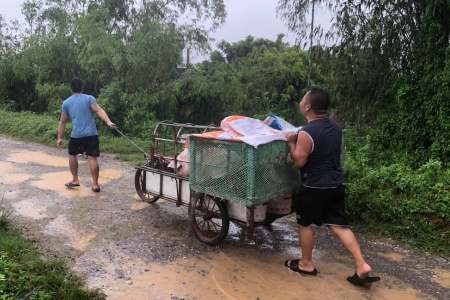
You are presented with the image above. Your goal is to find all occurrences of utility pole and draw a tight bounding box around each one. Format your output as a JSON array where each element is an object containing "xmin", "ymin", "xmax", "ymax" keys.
[
  {"xmin": 307, "ymin": 0, "xmax": 315, "ymax": 90},
  {"xmin": 186, "ymin": 47, "xmax": 190, "ymax": 68}
]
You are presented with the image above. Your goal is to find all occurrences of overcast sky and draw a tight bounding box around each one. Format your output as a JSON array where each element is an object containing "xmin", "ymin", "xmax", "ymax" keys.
[{"xmin": 0, "ymin": 0, "xmax": 333, "ymax": 61}]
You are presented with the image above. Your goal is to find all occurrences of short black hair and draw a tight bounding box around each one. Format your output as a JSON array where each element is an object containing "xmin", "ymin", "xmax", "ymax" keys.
[
  {"xmin": 306, "ymin": 87, "xmax": 330, "ymax": 114},
  {"xmin": 70, "ymin": 77, "xmax": 83, "ymax": 93}
]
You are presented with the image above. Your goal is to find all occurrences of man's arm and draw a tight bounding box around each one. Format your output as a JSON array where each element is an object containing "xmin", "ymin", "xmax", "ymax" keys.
[
  {"xmin": 91, "ymin": 103, "xmax": 116, "ymax": 129},
  {"xmin": 286, "ymin": 131, "xmax": 313, "ymax": 168},
  {"xmin": 57, "ymin": 113, "xmax": 69, "ymax": 150}
]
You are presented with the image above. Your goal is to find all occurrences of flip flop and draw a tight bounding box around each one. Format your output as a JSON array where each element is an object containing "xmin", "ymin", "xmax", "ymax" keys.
[
  {"xmin": 285, "ymin": 260, "xmax": 318, "ymax": 276},
  {"xmin": 92, "ymin": 186, "xmax": 101, "ymax": 192},
  {"xmin": 65, "ymin": 182, "xmax": 80, "ymax": 187},
  {"xmin": 347, "ymin": 272, "xmax": 380, "ymax": 285}
]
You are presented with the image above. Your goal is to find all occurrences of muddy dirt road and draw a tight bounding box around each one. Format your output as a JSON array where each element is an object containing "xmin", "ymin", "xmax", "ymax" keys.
[{"xmin": 1, "ymin": 136, "xmax": 450, "ymax": 300}]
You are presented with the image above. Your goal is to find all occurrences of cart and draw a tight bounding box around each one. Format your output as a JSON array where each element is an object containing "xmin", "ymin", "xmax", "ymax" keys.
[{"xmin": 130, "ymin": 121, "xmax": 301, "ymax": 246}]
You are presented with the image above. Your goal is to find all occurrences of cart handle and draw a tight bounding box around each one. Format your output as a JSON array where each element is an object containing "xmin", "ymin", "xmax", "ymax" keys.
[{"xmin": 115, "ymin": 128, "xmax": 151, "ymax": 161}]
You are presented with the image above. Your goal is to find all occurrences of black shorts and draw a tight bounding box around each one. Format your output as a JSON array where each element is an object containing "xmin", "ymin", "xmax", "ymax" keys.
[
  {"xmin": 68, "ymin": 135, "xmax": 100, "ymax": 157},
  {"xmin": 296, "ymin": 185, "xmax": 349, "ymax": 227}
]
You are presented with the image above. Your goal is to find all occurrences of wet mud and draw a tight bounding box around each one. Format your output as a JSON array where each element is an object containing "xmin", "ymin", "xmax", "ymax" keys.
[{"xmin": 1, "ymin": 136, "xmax": 450, "ymax": 300}]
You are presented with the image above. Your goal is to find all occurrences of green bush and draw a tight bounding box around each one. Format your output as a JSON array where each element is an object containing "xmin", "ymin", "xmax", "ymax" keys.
[
  {"xmin": 345, "ymin": 130, "xmax": 450, "ymax": 255},
  {"xmin": 0, "ymin": 110, "xmax": 64, "ymax": 145},
  {"xmin": 35, "ymin": 83, "xmax": 72, "ymax": 117}
]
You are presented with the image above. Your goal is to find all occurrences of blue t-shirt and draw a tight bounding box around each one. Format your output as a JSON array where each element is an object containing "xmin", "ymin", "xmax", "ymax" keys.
[{"xmin": 61, "ymin": 94, "xmax": 98, "ymax": 138}]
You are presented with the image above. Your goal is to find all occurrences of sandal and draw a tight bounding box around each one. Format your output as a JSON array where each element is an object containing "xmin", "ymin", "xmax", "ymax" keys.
[
  {"xmin": 65, "ymin": 182, "xmax": 80, "ymax": 188},
  {"xmin": 284, "ymin": 259, "xmax": 318, "ymax": 276},
  {"xmin": 347, "ymin": 272, "xmax": 380, "ymax": 285}
]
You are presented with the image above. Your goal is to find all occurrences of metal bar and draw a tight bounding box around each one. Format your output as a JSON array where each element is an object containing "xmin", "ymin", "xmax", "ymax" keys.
[
  {"xmin": 246, "ymin": 205, "xmax": 255, "ymax": 242},
  {"xmin": 246, "ymin": 148, "xmax": 255, "ymax": 204},
  {"xmin": 155, "ymin": 121, "xmax": 220, "ymax": 130},
  {"xmin": 116, "ymin": 128, "xmax": 151, "ymax": 162},
  {"xmin": 115, "ymin": 128, "xmax": 148, "ymax": 155},
  {"xmin": 307, "ymin": 0, "xmax": 315, "ymax": 90},
  {"xmin": 135, "ymin": 165, "xmax": 187, "ymax": 179},
  {"xmin": 161, "ymin": 157, "xmax": 189, "ymax": 163},
  {"xmin": 154, "ymin": 137, "xmax": 178, "ymax": 143},
  {"xmin": 176, "ymin": 179, "xmax": 182, "ymax": 207},
  {"xmin": 159, "ymin": 173, "xmax": 163, "ymax": 198}
]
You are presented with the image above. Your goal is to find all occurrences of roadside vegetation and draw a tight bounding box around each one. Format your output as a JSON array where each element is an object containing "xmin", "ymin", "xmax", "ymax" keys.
[
  {"xmin": 0, "ymin": 196, "xmax": 105, "ymax": 299},
  {"xmin": 0, "ymin": 109, "xmax": 148, "ymax": 166}
]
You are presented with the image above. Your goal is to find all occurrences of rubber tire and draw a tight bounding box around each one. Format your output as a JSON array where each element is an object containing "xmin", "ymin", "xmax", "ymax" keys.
[
  {"xmin": 189, "ymin": 193, "xmax": 229, "ymax": 246},
  {"xmin": 134, "ymin": 169, "xmax": 159, "ymax": 203},
  {"xmin": 263, "ymin": 213, "xmax": 279, "ymax": 226}
]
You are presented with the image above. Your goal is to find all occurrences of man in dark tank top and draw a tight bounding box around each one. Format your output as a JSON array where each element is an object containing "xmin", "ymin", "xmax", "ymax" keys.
[{"xmin": 284, "ymin": 87, "xmax": 380, "ymax": 285}]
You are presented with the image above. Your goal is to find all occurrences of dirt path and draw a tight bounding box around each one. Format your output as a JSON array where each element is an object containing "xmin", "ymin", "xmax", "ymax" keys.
[{"xmin": 1, "ymin": 136, "xmax": 450, "ymax": 300}]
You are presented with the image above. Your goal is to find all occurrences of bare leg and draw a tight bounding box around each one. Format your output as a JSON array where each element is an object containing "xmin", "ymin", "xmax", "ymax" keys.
[
  {"xmin": 68, "ymin": 155, "xmax": 79, "ymax": 184},
  {"xmin": 286, "ymin": 225, "xmax": 317, "ymax": 272},
  {"xmin": 88, "ymin": 156, "xmax": 100, "ymax": 189},
  {"xmin": 329, "ymin": 225, "xmax": 372, "ymax": 278}
]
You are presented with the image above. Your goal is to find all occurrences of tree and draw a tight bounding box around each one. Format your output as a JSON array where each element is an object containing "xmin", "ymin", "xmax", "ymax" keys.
[
  {"xmin": 161, "ymin": 37, "xmax": 321, "ymax": 127},
  {"xmin": 217, "ymin": 34, "xmax": 289, "ymax": 63},
  {"xmin": 22, "ymin": 0, "xmax": 43, "ymax": 36},
  {"xmin": 278, "ymin": 0, "xmax": 450, "ymax": 165}
]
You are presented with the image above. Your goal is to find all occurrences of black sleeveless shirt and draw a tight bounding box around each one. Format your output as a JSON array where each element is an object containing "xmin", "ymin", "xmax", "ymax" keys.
[{"xmin": 299, "ymin": 118, "xmax": 345, "ymax": 188}]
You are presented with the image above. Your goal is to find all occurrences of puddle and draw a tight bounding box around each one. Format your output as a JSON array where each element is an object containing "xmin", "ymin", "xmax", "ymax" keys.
[
  {"xmin": 32, "ymin": 172, "xmax": 94, "ymax": 198},
  {"xmin": 44, "ymin": 215, "xmax": 97, "ymax": 252},
  {"xmin": 431, "ymin": 268, "xmax": 450, "ymax": 288},
  {"xmin": 71, "ymin": 233, "xmax": 97, "ymax": 252},
  {"xmin": 81, "ymin": 248, "xmax": 430, "ymax": 300},
  {"xmin": 379, "ymin": 252, "xmax": 406, "ymax": 262},
  {"xmin": 0, "ymin": 161, "xmax": 33, "ymax": 185},
  {"xmin": 131, "ymin": 202, "xmax": 150, "ymax": 210},
  {"xmin": 32, "ymin": 170, "xmax": 123, "ymax": 198},
  {"xmin": 7, "ymin": 150, "xmax": 84, "ymax": 167},
  {"xmin": 98, "ymin": 169, "xmax": 123, "ymax": 185},
  {"xmin": 13, "ymin": 199, "xmax": 48, "ymax": 219}
]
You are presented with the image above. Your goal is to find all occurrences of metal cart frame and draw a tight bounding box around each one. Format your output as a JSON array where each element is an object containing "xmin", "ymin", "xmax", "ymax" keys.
[{"xmin": 132, "ymin": 121, "xmax": 294, "ymax": 246}]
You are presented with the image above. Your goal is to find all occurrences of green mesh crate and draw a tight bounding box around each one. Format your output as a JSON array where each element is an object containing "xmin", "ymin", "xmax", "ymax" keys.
[{"xmin": 189, "ymin": 137, "xmax": 301, "ymax": 206}]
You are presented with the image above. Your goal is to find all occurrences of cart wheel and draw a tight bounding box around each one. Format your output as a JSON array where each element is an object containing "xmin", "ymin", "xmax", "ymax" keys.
[
  {"xmin": 134, "ymin": 169, "xmax": 159, "ymax": 203},
  {"xmin": 263, "ymin": 213, "xmax": 278, "ymax": 226},
  {"xmin": 189, "ymin": 193, "xmax": 229, "ymax": 246}
]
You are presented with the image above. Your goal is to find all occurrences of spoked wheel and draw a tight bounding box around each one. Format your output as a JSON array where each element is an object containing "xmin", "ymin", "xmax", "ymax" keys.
[
  {"xmin": 134, "ymin": 169, "xmax": 159, "ymax": 203},
  {"xmin": 189, "ymin": 192, "xmax": 229, "ymax": 246}
]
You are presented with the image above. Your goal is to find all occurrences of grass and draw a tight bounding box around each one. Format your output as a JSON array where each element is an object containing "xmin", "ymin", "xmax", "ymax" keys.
[
  {"xmin": 0, "ymin": 194, "xmax": 105, "ymax": 299},
  {"xmin": 0, "ymin": 109, "xmax": 149, "ymax": 166},
  {"xmin": 0, "ymin": 232, "xmax": 106, "ymax": 299},
  {"xmin": 0, "ymin": 194, "xmax": 13, "ymax": 232}
]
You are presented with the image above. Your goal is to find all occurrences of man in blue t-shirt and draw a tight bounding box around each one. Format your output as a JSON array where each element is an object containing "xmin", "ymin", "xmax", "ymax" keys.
[
  {"xmin": 284, "ymin": 87, "xmax": 380, "ymax": 285},
  {"xmin": 57, "ymin": 77, "xmax": 116, "ymax": 192}
]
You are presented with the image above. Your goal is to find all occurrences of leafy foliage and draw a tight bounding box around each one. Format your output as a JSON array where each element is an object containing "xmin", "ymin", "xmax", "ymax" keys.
[
  {"xmin": 344, "ymin": 131, "xmax": 450, "ymax": 255},
  {"xmin": 278, "ymin": 0, "xmax": 450, "ymax": 168},
  {"xmin": 163, "ymin": 36, "xmax": 321, "ymax": 126}
]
